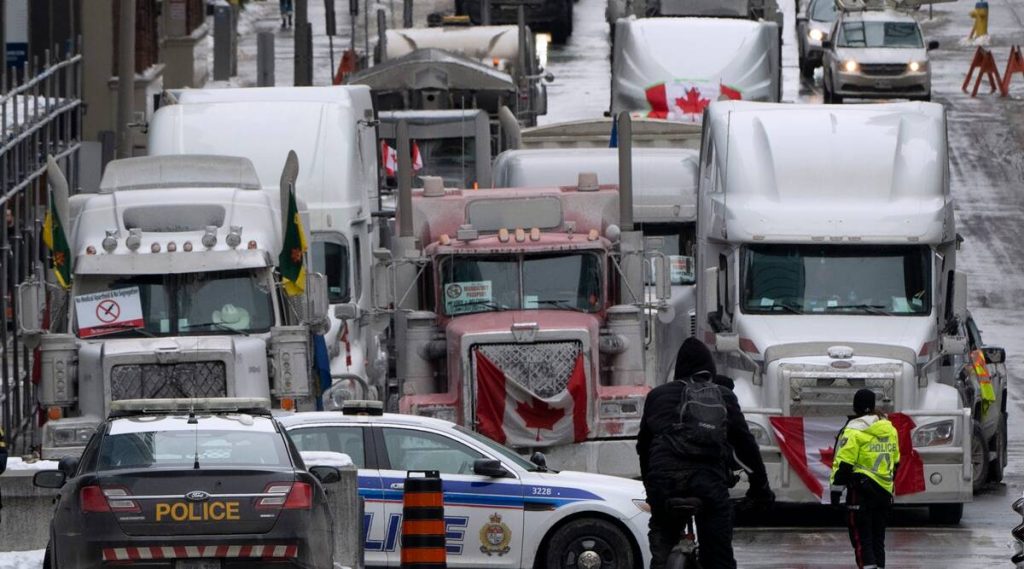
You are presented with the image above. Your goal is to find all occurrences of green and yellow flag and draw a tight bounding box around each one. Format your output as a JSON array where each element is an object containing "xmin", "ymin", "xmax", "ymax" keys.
[
  {"xmin": 42, "ymin": 161, "xmax": 72, "ymax": 290},
  {"xmin": 278, "ymin": 153, "xmax": 307, "ymax": 297}
]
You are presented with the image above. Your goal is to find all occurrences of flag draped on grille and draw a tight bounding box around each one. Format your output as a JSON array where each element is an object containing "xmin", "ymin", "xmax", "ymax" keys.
[
  {"xmin": 644, "ymin": 80, "xmax": 742, "ymax": 122},
  {"xmin": 42, "ymin": 165, "xmax": 72, "ymax": 289},
  {"xmin": 278, "ymin": 156, "xmax": 307, "ymax": 297},
  {"xmin": 769, "ymin": 413, "xmax": 925, "ymax": 502},
  {"xmin": 475, "ymin": 351, "xmax": 588, "ymax": 447}
]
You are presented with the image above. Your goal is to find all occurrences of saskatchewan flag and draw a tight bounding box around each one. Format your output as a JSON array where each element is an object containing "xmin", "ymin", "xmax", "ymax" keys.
[
  {"xmin": 43, "ymin": 187, "xmax": 72, "ymax": 290},
  {"xmin": 278, "ymin": 182, "xmax": 307, "ymax": 297}
]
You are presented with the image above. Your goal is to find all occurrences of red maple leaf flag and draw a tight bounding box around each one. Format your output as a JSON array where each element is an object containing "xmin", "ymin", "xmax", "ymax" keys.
[
  {"xmin": 645, "ymin": 80, "xmax": 743, "ymax": 122},
  {"xmin": 475, "ymin": 351, "xmax": 589, "ymax": 447}
]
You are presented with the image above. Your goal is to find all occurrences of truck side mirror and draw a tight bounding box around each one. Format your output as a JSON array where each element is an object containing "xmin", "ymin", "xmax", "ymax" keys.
[
  {"xmin": 952, "ymin": 271, "xmax": 968, "ymax": 321},
  {"xmin": 941, "ymin": 334, "xmax": 967, "ymax": 356},
  {"xmin": 654, "ymin": 255, "xmax": 671, "ymax": 303},
  {"xmin": 982, "ymin": 346, "xmax": 1006, "ymax": 365},
  {"xmin": 703, "ymin": 266, "xmax": 720, "ymax": 317},
  {"xmin": 17, "ymin": 279, "xmax": 46, "ymax": 335},
  {"xmin": 715, "ymin": 332, "xmax": 740, "ymax": 353},
  {"xmin": 333, "ymin": 303, "xmax": 360, "ymax": 321},
  {"xmin": 303, "ymin": 272, "xmax": 330, "ymax": 331}
]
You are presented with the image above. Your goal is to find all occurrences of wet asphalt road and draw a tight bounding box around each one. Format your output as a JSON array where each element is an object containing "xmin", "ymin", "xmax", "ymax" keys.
[{"xmin": 541, "ymin": 0, "xmax": 1024, "ymax": 566}]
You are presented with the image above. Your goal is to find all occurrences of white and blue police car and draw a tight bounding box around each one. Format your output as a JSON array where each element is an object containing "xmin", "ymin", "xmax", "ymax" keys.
[{"xmin": 278, "ymin": 402, "xmax": 652, "ymax": 569}]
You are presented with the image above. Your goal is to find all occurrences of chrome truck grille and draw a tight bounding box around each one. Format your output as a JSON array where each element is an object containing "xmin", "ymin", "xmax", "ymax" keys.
[
  {"xmin": 110, "ymin": 362, "xmax": 228, "ymax": 400},
  {"xmin": 476, "ymin": 341, "xmax": 582, "ymax": 398},
  {"xmin": 783, "ymin": 364, "xmax": 899, "ymax": 417}
]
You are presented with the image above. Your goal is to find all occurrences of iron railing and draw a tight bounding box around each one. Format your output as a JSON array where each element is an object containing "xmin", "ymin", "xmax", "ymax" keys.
[{"xmin": 1, "ymin": 42, "xmax": 83, "ymax": 454}]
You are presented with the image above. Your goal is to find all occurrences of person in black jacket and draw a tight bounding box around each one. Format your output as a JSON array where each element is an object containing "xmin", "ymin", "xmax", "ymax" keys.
[{"xmin": 637, "ymin": 338, "xmax": 774, "ymax": 569}]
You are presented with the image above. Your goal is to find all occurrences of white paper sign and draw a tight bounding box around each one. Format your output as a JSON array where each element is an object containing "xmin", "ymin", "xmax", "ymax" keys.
[
  {"xmin": 444, "ymin": 281, "xmax": 493, "ymax": 315},
  {"xmin": 75, "ymin": 287, "xmax": 145, "ymax": 338}
]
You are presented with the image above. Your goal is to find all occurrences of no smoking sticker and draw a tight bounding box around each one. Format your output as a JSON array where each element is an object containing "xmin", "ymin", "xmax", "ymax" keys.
[{"xmin": 75, "ymin": 287, "xmax": 144, "ymax": 338}]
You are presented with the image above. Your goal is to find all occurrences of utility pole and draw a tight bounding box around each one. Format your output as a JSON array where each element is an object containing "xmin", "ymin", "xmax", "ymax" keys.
[
  {"xmin": 294, "ymin": 0, "xmax": 312, "ymax": 85},
  {"xmin": 1, "ymin": 0, "xmax": 7, "ymax": 76},
  {"xmin": 116, "ymin": 0, "xmax": 136, "ymax": 158}
]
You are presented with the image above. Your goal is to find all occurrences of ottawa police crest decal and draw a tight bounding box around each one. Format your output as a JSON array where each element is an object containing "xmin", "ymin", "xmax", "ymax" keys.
[{"xmin": 479, "ymin": 513, "xmax": 512, "ymax": 556}]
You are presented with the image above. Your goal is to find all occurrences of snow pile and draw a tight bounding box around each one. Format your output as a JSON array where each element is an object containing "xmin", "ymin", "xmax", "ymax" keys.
[
  {"xmin": 3, "ymin": 458, "xmax": 60, "ymax": 472},
  {"xmin": 958, "ymin": 34, "xmax": 991, "ymax": 47},
  {"xmin": 300, "ymin": 451, "xmax": 354, "ymax": 469},
  {"xmin": 0, "ymin": 549, "xmax": 44, "ymax": 569}
]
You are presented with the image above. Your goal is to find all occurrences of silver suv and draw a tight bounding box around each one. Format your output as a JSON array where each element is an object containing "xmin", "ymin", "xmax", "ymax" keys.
[{"xmin": 822, "ymin": 8, "xmax": 938, "ymax": 103}]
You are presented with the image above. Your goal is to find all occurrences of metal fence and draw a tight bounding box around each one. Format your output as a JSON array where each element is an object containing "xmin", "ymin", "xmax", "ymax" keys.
[{"xmin": 1, "ymin": 42, "xmax": 83, "ymax": 454}]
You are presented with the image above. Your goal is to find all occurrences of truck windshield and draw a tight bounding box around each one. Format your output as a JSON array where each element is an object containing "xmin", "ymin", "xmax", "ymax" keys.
[
  {"xmin": 741, "ymin": 244, "xmax": 930, "ymax": 316},
  {"xmin": 74, "ymin": 268, "xmax": 275, "ymax": 338},
  {"xmin": 384, "ymin": 137, "xmax": 477, "ymax": 190},
  {"xmin": 639, "ymin": 222, "xmax": 697, "ymax": 286},
  {"xmin": 838, "ymin": 21, "xmax": 923, "ymax": 48},
  {"xmin": 438, "ymin": 252, "xmax": 603, "ymax": 316}
]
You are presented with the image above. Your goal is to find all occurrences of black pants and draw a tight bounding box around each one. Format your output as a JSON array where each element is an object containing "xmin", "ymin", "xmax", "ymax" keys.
[
  {"xmin": 646, "ymin": 469, "xmax": 734, "ymax": 569},
  {"xmin": 845, "ymin": 477, "xmax": 892, "ymax": 569}
]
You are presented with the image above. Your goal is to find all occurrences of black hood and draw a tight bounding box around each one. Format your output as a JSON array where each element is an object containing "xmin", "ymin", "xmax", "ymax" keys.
[{"xmin": 673, "ymin": 337, "xmax": 717, "ymax": 380}]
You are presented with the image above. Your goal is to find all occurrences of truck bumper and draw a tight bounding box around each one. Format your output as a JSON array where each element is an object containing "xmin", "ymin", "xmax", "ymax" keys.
[{"xmin": 537, "ymin": 438, "xmax": 642, "ymax": 479}]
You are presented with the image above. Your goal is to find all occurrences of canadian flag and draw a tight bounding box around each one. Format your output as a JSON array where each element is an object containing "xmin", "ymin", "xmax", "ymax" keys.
[
  {"xmin": 475, "ymin": 351, "xmax": 589, "ymax": 447},
  {"xmin": 380, "ymin": 140, "xmax": 423, "ymax": 177},
  {"xmin": 768, "ymin": 414, "xmax": 926, "ymax": 503},
  {"xmin": 644, "ymin": 80, "xmax": 742, "ymax": 123}
]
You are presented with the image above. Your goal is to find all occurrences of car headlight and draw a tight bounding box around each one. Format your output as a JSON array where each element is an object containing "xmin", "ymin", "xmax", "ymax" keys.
[
  {"xmin": 843, "ymin": 60, "xmax": 859, "ymax": 73},
  {"xmin": 912, "ymin": 420, "xmax": 954, "ymax": 447},
  {"xmin": 748, "ymin": 422, "xmax": 772, "ymax": 446},
  {"xmin": 809, "ymin": 29, "xmax": 825, "ymax": 42},
  {"xmin": 633, "ymin": 499, "xmax": 651, "ymax": 513},
  {"xmin": 908, "ymin": 61, "xmax": 926, "ymax": 72}
]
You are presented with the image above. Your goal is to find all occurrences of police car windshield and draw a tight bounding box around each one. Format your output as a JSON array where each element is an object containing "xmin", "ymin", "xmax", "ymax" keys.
[
  {"xmin": 97, "ymin": 416, "xmax": 289, "ymax": 471},
  {"xmin": 74, "ymin": 269, "xmax": 275, "ymax": 338},
  {"xmin": 453, "ymin": 426, "xmax": 537, "ymax": 471},
  {"xmin": 741, "ymin": 244, "xmax": 931, "ymax": 316}
]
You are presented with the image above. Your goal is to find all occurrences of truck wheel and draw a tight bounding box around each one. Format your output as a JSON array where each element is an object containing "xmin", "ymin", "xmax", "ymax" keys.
[
  {"xmin": 971, "ymin": 421, "xmax": 990, "ymax": 493},
  {"xmin": 990, "ymin": 411, "xmax": 1007, "ymax": 483},
  {"xmin": 928, "ymin": 503, "xmax": 963, "ymax": 525},
  {"xmin": 544, "ymin": 518, "xmax": 635, "ymax": 569}
]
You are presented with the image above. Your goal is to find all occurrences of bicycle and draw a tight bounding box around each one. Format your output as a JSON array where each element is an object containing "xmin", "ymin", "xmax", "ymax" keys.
[{"xmin": 665, "ymin": 497, "xmax": 704, "ymax": 569}]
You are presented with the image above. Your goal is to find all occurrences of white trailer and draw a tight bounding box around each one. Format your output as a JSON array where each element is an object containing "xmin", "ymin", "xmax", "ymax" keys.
[
  {"xmin": 148, "ymin": 86, "xmax": 389, "ymax": 408},
  {"xmin": 696, "ymin": 101, "xmax": 972, "ymax": 523}
]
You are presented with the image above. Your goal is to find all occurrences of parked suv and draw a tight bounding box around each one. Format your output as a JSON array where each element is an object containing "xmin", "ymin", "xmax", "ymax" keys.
[{"xmin": 822, "ymin": 8, "xmax": 938, "ymax": 103}]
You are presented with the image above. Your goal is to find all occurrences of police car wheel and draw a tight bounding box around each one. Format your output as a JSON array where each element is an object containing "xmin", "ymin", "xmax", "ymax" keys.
[{"xmin": 543, "ymin": 518, "xmax": 634, "ymax": 569}]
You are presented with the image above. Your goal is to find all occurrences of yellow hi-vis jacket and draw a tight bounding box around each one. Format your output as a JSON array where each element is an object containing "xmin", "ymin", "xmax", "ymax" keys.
[{"xmin": 830, "ymin": 415, "xmax": 900, "ymax": 494}]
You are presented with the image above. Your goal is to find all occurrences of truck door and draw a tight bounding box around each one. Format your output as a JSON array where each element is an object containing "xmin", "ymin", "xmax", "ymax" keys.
[{"xmin": 374, "ymin": 426, "xmax": 525, "ymax": 568}]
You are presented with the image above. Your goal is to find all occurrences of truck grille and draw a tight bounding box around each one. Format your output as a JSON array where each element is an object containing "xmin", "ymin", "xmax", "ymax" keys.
[
  {"xmin": 859, "ymin": 63, "xmax": 907, "ymax": 76},
  {"xmin": 785, "ymin": 365, "xmax": 898, "ymax": 417},
  {"xmin": 110, "ymin": 362, "xmax": 228, "ymax": 400},
  {"xmin": 475, "ymin": 341, "xmax": 582, "ymax": 398}
]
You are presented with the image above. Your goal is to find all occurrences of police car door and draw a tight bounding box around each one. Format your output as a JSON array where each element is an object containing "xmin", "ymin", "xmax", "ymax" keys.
[
  {"xmin": 286, "ymin": 424, "xmax": 391, "ymax": 568},
  {"xmin": 374, "ymin": 425, "xmax": 525, "ymax": 568}
]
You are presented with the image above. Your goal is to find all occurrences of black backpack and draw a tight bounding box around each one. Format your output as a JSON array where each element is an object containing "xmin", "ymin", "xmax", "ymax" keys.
[{"xmin": 663, "ymin": 373, "xmax": 730, "ymax": 460}]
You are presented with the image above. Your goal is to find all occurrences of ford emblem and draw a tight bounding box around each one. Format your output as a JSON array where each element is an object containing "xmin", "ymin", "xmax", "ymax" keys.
[{"xmin": 185, "ymin": 490, "xmax": 210, "ymax": 502}]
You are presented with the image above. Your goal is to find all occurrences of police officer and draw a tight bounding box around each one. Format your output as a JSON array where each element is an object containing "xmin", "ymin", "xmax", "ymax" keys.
[
  {"xmin": 830, "ymin": 389, "xmax": 900, "ymax": 569},
  {"xmin": 637, "ymin": 338, "xmax": 774, "ymax": 569}
]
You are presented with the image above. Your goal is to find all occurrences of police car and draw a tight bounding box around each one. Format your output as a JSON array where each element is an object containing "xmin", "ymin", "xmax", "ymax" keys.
[
  {"xmin": 279, "ymin": 402, "xmax": 652, "ymax": 569},
  {"xmin": 33, "ymin": 398, "xmax": 340, "ymax": 569}
]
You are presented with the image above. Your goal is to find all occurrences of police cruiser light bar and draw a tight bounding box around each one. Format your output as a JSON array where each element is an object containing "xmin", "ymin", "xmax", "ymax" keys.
[
  {"xmin": 341, "ymin": 400, "xmax": 384, "ymax": 416},
  {"xmin": 109, "ymin": 397, "xmax": 272, "ymax": 416}
]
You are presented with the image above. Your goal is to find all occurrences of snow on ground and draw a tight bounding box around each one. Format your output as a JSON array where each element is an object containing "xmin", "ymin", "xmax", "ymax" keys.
[
  {"xmin": 0, "ymin": 550, "xmax": 43, "ymax": 569},
  {"xmin": 3, "ymin": 458, "xmax": 59, "ymax": 472}
]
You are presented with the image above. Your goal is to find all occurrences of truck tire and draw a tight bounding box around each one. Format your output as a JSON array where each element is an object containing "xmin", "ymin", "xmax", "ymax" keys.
[
  {"xmin": 971, "ymin": 421, "xmax": 990, "ymax": 493},
  {"xmin": 543, "ymin": 518, "xmax": 635, "ymax": 569},
  {"xmin": 990, "ymin": 411, "xmax": 1007, "ymax": 483},
  {"xmin": 928, "ymin": 503, "xmax": 963, "ymax": 525}
]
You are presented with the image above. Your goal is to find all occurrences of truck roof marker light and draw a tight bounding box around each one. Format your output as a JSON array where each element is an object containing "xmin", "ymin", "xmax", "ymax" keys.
[
  {"xmin": 515, "ymin": 228, "xmax": 526, "ymax": 243},
  {"xmin": 439, "ymin": 233, "xmax": 451, "ymax": 246},
  {"xmin": 202, "ymin": 226, "xmax": 218, "ymax": 248},
  {"xmin": 151, "ymin": 242, "xmax": 161, "ymax": 253},
  {"xmin": 280, "ymin": 398, "xmax": 296, "ymax": 411},
  {"xmin": 126, "ymin": 228, "xmax": 142, "ymax": 251},
  {"xmin": 577, "ymin": 172, "xmax": 599, "ymax": 191},
  {"xmin": 492, "ymin": 57, "xmax": 500, "ymax": 67},
  {"xmin": 47, "ymin": 406, "xmax": 62, "ymax": 421},
  {"xmin": 248, "ymin": 240, "xmax": 258, "ymax": 250},
  {"xmin": 166, "ymin": 241, "xmax": 177, "ymax": 253},
  {"xmin": 587, "ymin": 229, "xmax": 600, "ymax": 241},
  {"xmin": 498, "ymin": 228, "xmax": 510, "ymax": 243},
  {"xmin": 102, "ymin": 230, "xmax": 118, "ymax": 253},
  {"xmin": 226, "ymin": 226, "xmax": 242, "ymax": 248},
  {"xmin": 85, "ymin": 245, "xmax": 97, "ymax": 255},
  {"xmin": 530, "ymin": 227, "xmax": 541, "ymax": 241},
  {"xmin": 183, "ymin": 241, "xmax": 193, "ymax": 252}
]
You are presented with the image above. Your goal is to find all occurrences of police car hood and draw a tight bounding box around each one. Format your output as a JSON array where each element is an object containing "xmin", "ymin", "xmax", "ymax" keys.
[{"xmin": 529, "ymin": 469, "xmax": 646, "ymax": 503}]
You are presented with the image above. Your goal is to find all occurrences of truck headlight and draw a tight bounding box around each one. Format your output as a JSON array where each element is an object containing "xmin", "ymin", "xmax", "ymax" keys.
[
  {"xmin": 50, "ymin": 426, "xmax": 96, "ymax": 448},
  {"xmin": 912, "ymin": 420, "xmax": 954, "ymax": 447},
  {"xmin": 843, "ymin": 60, "xmax": 859, "ymax": 73},
  {"xmin": 809, "ymin": 29, "xmax": 825, "ymax": 42},
  {"xmin": 748, "ymin": 422, "xmax": 772, "ymax": 446},
  {"xmin": 600, "ymin": 398, "xmax": 643, "ymax": 419},
  {"xmin": 633, "ymin": 499, "xmax": 651, "ymax": 513}
]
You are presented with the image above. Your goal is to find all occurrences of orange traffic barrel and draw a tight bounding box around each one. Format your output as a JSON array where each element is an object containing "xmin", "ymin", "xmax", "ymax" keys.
[{"xmin": 400, "ymin": 470, "xmax": 446, "ymax": 569}]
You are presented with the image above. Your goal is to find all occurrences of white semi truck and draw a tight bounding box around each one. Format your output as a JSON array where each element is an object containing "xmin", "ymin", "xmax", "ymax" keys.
[
  {"xmin": 696, "ymin": 101, "xmax": 972, "ymax": 523},
  {"xmin": 148, "ymin": 86, "xmax": 389, "ymax": 408},
  {"xmin": 19, "ymin": 156, "xmax": 328, "ymax": 459}
]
